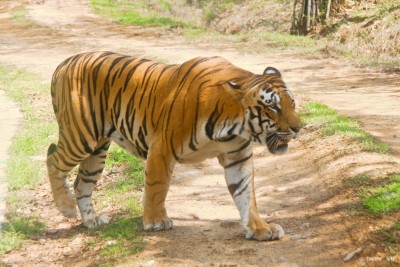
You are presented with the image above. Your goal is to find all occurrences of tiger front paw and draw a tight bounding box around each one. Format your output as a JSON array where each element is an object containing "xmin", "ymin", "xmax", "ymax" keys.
[
  {"xmin": 143, "ymin": 217, "xmax": 174, "ymax": 231},
  {"xmin": 245, "ymin": 222, "xmax": 284, "ymax": 241},
  {"xmin": 83, "ymin": 215, "xmax": 110, "ymax": 228}
]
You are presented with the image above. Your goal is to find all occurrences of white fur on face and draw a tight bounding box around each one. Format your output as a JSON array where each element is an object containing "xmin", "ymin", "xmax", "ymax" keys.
[{"xmin": 259, "ymin": 89, "xmax": 281, "ymax": 111}]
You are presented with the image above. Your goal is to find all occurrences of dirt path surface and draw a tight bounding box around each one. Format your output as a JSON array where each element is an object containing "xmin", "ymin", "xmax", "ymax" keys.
[
  {"xmin": 0, "ymin": 91, "xmax": 23, "ymax": 234},
  {"xmin": 0, "ymin": 0, "xmax": 400, "ymax": 266}
]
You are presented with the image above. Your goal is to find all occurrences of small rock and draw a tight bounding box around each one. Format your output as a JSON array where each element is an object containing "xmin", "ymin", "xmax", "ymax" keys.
[
  {"xmin": 278, "ymin": 256, "xmax": 286, "ymax": 263},
  {"xmin": 238, "ymin": 245, "xmax": 255, "ymax": 254},
  {"xmin": 63, "ymin": 247, "xmax": 73, "ymax": 256},
  {"xmin": 285, "ymin": 229, "xmax": 294, "ymax": 234},
  {"xmin": 220, "ymin": 220, "xmax": 239, "ymax": 228},
  {"xmin": 105, "ymin": 240, "xmax": 118, "ymax": 246},
  {"xmin": 189, "ymin": 213, "xmax": 199, "ymax": 220},
  {"xmin": 291, "ymin": 235, "xmax": 301, "ymax": 241},
  {"xmin": 45, "ymin": 229, "xmax": 59, "ymax": 235},
  {"xmin": 70, "ymin": 236, "xmax": 83, "ymax": 246},
  {"xmin": 344, "ymin": 247, "xmax": 362, "ymax": 262},
  {"xmin": 275, "ymin": 164, "xmax": 283, "ymax": 170},
  {"xmin": 144, "ymin": 260, "xmax": 156, "ymax": 267}
]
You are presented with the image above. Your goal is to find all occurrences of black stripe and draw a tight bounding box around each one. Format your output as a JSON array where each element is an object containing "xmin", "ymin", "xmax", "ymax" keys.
[
  {"xmin": 224, "ymin": 153, "xmax": 253, "ymax": 169},
  {"xmin": 81, "ymin": 178, "xmax": 98, "ymax": 184},
  {"xmin": 92, "ymin": 142, "xmax": 111, "ymax": 155},
  {"xmin": 76, "ymin": 193, "xmax": 92, "ymax": 200},
  {"xmin": 228, "ymin": 139, "xmax": 251, "ymax": 154},
  {"xmin": 138, "ymin": 126, "xmax": 149, "ymax": 150},
  {"xmin": 170, "ymin": 129, "xmax": 179, "ymax": 161},
  {"xmin": 205, "ymin": 101, "xmax": 221, "ymax": 139},
  {"xmin": 79, "ymin": 168, "xmax": 104, "ymax": 177},
  {"xmin": 228, "ymin": 174, "xmax": 251, "ymax": 196}
]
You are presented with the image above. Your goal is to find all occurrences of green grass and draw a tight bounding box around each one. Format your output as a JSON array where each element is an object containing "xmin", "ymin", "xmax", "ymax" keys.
[
  {"xmin": 97, "ymin": 216, "xmax": 143, "ymax": 258},
  {"xmin": 0, "ymin": 66, "xmax": 56, "ymax": 190},
  {"xmin": 0, "ymin": 65, "xmax": 54, "ymax": 254},
  {"xmin": 361, "ymin": 174, "xmax": 400, "ymax": 214},
  {"xmin": 377, "ymin": 222, "xmax": 400, "ymax": 245},
  {"xmin": 91, "ymin": 0, "xmax": 194, "ymax": 28},
  {"xmin": 93, "ymin": 172, "xmax": 144, "ymax": 261},
  {"xmin": 10, "ymin": 7, "xmax": 28, "ymax": 21},
  {"xmin": 0, "ymin": 214, "xmax": 45, "ymax": 255},
  {"xmin": 90, "ymin": 0, "xmax": 321, "ymax": 53},
  {"xmin": 0, "ymin": 63, "xmax": 145, "ymax": 262},
  {"xmin": 106, "ymin": 144, "xmax": 144, "ymax": 184},
  {"xmin": 300, "ymin": 101, "xmax": 390, "ymax": 153}
]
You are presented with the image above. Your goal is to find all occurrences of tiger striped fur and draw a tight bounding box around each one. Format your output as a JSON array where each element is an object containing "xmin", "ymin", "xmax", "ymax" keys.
[{"xmin": 46, "ymin": 51, "xmax": 302, "ymax": 241}]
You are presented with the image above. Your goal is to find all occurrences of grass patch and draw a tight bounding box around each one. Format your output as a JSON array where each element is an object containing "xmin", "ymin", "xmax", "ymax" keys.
[
  {"xmin": 90, "ymin": 0, "xmax": 320, "ymax": 53},
  {"xmin": 0, "ymin": 65, "xmax": 56, "ymax": 190},
  {"xmin": 299, "ymin": 101, "xmax": 390, "ymax": 153},
  {"xmin": 0, "ymin": 214, "xmax": 45, "ymax": 255},
  {"xmin": 0, "ymin": 65, "xmax": 53, "ymax": 253},
  {"xmin": 10, "ymin": 7, "xmax": 28, "ymax": 22},
  {"xmin": 377, "ymin": 222, "xmax": 400, "ymax": 246},
  {"xmin": 97, "ymin": 216, "xmax": 143, "ymax": 258},
  {"xmin": 93, "ymin": 173, "xmax": 144, "ymax": 262},
  {"xmin": 91, "ymin": 0, "xmax": 194, "ymax": 28},
  {"xmin": 0, "ymin": 64, "xmax": 145, "ymax": 262},
  {"xmin": 106, "ymin": 144, "xmax": 144, "ymax": 184},
  {"xmin": 361, "ymin": 174, "xmax": 400, "ymax": 214}
]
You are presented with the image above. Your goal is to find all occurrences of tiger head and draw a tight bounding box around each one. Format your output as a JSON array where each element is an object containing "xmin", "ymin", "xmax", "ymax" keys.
[{"xmin": 234, "ymin": 67, "xmax": 302, "ymax": 154}]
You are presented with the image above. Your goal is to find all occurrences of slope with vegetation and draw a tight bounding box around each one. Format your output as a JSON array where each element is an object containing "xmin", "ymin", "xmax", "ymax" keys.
[{"xmin": 92, "ymin": 0, "xmax": 400, "ymax": 70}]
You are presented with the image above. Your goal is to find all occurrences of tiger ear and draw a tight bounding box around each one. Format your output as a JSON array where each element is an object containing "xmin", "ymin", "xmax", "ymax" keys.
[{"xmin": 263, "ymin": 67, "xmax": 281, "ymax": 77}]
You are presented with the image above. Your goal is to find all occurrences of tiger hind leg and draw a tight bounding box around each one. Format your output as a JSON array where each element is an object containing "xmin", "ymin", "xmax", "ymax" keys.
[
  {"xmin": 46, "ymin": 143, "xmax": 84, "ymax": 218},
  {"xmin": 74, "ymin": 139, "xmax": 111, "ymax": 228}
]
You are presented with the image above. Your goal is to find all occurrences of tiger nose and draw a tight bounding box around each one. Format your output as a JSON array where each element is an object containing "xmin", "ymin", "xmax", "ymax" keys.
[
  {"xmin": 290, "ymin": 121, "xmax": 303, "ymax": 135},
  {"xmin": 290, "ymin": 125, "xmax": 301, "ymax": 133}
]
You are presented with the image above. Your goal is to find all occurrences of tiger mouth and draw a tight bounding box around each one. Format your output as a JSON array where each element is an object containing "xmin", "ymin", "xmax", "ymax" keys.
[
  {"xmin": 278, "ymin": 139, "xmax": 290, "ymax": 145},
  {"xmin": 276, "ymin": 140, "xmax": 289, "ymax": 154},
  {"xmin": 266, "ymin": 134, "xmax": 291, "ymax": 155}
]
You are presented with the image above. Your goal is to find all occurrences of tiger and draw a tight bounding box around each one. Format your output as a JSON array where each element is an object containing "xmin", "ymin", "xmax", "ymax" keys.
[{"xmin": 46, "ymin": 51, "xmax": 302, "ymax": 241}]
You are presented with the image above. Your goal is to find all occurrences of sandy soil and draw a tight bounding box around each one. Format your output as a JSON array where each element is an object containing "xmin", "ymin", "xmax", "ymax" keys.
[{"xmin": 0, "ymin": 0, "xmax": 399, "ymax": 266}]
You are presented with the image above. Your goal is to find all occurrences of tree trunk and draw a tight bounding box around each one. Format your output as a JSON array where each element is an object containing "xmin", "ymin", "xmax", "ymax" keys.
[
  {"xmin": 291, "ymin": 0, "xmax": 343, "ymax": 35},
  {"xmin": 326, "ymin": 0, "xmax": 332, "ymax": 19},
  {"xmin": 290, "ymin": 0, "xmax": 299, "ymax": 34},
  {"xmin": 306, "ymin": 0, "xmax": 311, "ymax": 32}
]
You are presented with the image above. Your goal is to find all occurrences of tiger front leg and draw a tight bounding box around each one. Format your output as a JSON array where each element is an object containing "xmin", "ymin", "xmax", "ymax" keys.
[
  {"xmin": 218, "ymin": 150, "xmax": 284, "ymax": 241},
  {"xmin": 142, "ymin": 151, "xmax": 175, "ymax": 231}
]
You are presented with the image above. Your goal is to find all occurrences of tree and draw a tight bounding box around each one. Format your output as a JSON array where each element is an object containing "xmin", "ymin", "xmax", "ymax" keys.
[{"xmin": 291, "ymin": 0, "xmax": 346, "ymax": 35}]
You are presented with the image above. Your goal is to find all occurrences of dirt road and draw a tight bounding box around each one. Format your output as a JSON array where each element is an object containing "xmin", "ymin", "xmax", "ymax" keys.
[{"xmin": 0, "ymin": 0, "xmax": 400, "ymax": 266}]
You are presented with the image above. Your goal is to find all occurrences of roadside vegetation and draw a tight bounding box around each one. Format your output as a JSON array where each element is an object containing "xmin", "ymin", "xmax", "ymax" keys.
[
  {"xmin": 299, "ymin": 101, "xmax": 390, "ymax": 153},
  {"xmin": 90, "ymin": 0, "xmax": 324, "ymax": 54},
  {"xmin": 300, "ymin": 101, "xmax": 399, "ymax": 254},
  {"xmin": 0, "ymin": 65, "xmax": 51, "ymax": 255},
  {"xmin": 349, "ymin": 172, "xmax": 400, "ymax": 255},
  {"xmin": 91, "ymin": 0, "xmax": 400, "ymax": 71},
  {"xmin": 0, "ymin": 65, "xmax": 144, "ymax": 262}
]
